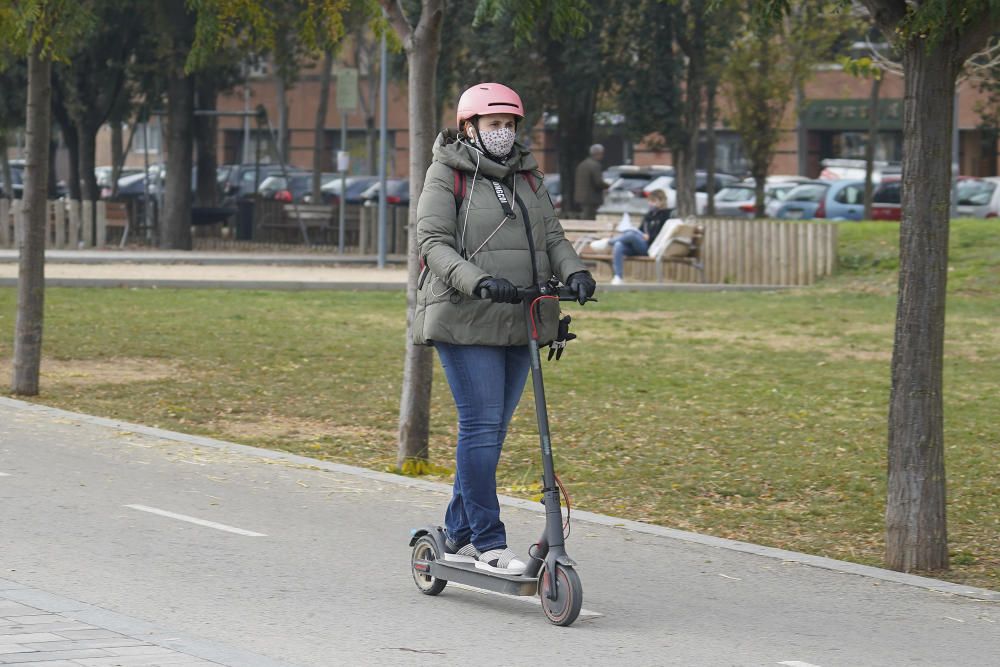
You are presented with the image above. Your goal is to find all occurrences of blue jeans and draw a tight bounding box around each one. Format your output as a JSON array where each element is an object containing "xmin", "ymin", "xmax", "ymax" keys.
[
  {"xmin": 610, "ymin": 229, "xmax": 648, "ymax": 278},
  {"xmin": 435, "ymin": 342, "xmax": 531, "ymax": 552}
]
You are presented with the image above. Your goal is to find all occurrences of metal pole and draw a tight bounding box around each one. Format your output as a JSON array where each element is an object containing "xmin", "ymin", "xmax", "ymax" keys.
[
  {"xmin": 952, "ymin": 88, "xmax": 960, "ymax": 177},
  {"xmin": 243, "ymin": 69, "xmax": 251, "ymax": 163},
  {"xmin": 377, "ymin": 23, "xmax": 388, "ymax": 268},
  {"xmin": 339, "ymin": 112, "xmax": 346, "ymax": 254}
]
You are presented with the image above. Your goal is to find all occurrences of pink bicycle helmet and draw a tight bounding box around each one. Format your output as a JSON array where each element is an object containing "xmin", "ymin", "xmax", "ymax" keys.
[{"xmin": 456, "ymin": 83, "xmax": 524, "ymax": 128}]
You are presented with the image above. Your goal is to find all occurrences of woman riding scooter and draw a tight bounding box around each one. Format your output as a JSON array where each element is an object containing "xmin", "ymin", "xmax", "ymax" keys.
[{"xmin": 412, "ymin": 82, "xmax": 596, "ymax": 575}]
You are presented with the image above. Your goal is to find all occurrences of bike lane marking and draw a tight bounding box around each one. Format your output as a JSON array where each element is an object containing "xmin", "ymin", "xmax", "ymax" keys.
[{"xmin": 124, "ymin": 504, "xmax": 267, "ymax": 537}]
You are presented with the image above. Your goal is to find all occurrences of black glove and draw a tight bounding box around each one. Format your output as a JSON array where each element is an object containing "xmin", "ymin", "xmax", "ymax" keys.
[
  {"xmin": 477, "ymin": 276, "xmax": 519, "ymax": 303},
  {"xmin": 566, "ymin": 271, "xmax": 597, "ymax": 305},
  {"xmin": 548, "ymin": 315, "xmax": 577, "ymax": 361}
]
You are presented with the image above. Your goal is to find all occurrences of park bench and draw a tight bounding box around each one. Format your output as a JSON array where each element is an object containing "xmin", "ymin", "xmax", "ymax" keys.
[
  {"xmin": 257, "ymin": 202, "xmax": 335, "ymax": 244},
  {"xmin": 571, "ymin": 218, "xmax": 706, "ymax": 283}
]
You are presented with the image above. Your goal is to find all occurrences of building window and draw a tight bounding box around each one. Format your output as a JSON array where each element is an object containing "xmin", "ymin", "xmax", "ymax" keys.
[{"xmin": 133, "ymin": 119, "xmax": 161, "ymax": 154}]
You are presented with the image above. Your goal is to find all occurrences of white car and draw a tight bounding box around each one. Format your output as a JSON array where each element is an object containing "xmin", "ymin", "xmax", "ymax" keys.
[
  {"xmin": 712, "ymin": 183, "xmax": 801, "ymax": 218},
  {"xmin": 642, "ymin": 173, "xmax": 740, "ymax": 214},
  {"xmin": 954, "ymin": 177, "xmax": 1000, "ymax": 218}
]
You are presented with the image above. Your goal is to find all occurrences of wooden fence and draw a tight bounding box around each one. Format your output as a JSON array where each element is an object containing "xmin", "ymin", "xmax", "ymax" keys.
[
  {"xmin": 0, "ymin": 199, "xmax": 128, "ymax": 249},
  {"xmin": 589, "ymin": 215, "xmax": 838, "ymax": 286}
]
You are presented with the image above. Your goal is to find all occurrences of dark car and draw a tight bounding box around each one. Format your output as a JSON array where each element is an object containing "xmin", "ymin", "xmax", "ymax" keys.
[
  {"xmin": 217, "ymin": 163, "xmax": 288, "ymax": 205},
  {"xmin": 258, "ymin": 171, "xmax": 337, "ymax": 203},
  {"xmin": 0, "ymin": 160, "xmax": 24, "ymax": 198},
  {"xmin": 871, "ymin": 179, "xmax": 902, "ymax": 221},
  {"xmin": 319, "ymin": 175, "xmax": 381, "ymax": 205},
  {"xmin": 360, "ymin": 178, "xmax": 410, "ymax": 205}
]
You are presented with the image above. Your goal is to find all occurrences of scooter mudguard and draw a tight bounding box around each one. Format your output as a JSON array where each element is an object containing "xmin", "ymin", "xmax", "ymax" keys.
[{"xmin": 409, "ymin": 525, "xmax": 447, "ymax": 550}]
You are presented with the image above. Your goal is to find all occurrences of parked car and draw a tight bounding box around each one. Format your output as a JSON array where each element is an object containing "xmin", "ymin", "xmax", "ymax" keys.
[
  {"xmin": 258, "ymin": 171, "xmax": 337, "ymax": 203},
  {"xmin": 606, "ymin": 166, "xmax": 675, "ymax": 197},
  {"xmin": 317, "ymin": 175, "xmax": 381, "ymax": 205},
  {"xmin": 359, "ymin": 178, "xmax": 411, "ymax": 205},
  {"xmin": 217, "ymin": 163, "xmax": 288, "ymax": 205},
  {"xmin": 0, "ymin": 159, "xmax": 24, "ymax": 198},
  {"xmin": 103, "ymin": 164, "xmax": 166, "ymax": 200},
  {"xmin": 871, "ymin": 179, "xmax": 902, "ymax": 221},
  {"xmin": 640, "ymin": 172, "xmax": 740, "ymax": 213},
  {"xmin": 773, "ymin": 179, "xmax": 866, "ymax": 220},
  {"xmin": 818, "ymin": 158, "xmax": 901, "ymax": 182},
  {"xmin": 95, "ymin": 166, "xmax": 143, "ymax": 190},
  {"xmin": 954, "ymin": 177, "xmax": 1000, "ymax": 218},
  {"xmin": 543, "ymin": 173, "xmax": 561, "ymax": 210},
  {"xmin": 711, "ymin": 182, "xmax": 800, "ymax": 217}
]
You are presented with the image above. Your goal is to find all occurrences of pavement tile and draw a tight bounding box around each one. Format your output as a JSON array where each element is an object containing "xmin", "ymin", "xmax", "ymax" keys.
[
  {"xmin": 1, "ymin": 618, "xmax": 64, "ymax": 627},
  {"xmin": 1, "ymin": 662, "xmax": 80, "ymax": 667},
  {"xmin": 100, "ymin": 648, "xmax": 181, "ymax": 657},
  {"xmin": 49, "ymin": 631, "xmax": 124, "ymax": 641},
  {"xmin": 7, "ymin": 642, "xmax": 146, "ymax": 653},
  {"xmin": 0, "ymin": 606, "xmax": 37, "ymax": 617},
  {"xmin": 0, "ymin": 625, "xmax": 93, "ymax": 635},
  {"xmin": 0, "ymin": 649, "xmax": 111, "ymax": 663},
  {"xmin": 73, "ymin": 655, "xmax": 207, "ymax": 666},
  {"xmin": 0, "ymin": 637, "xmax": 64, "ymax": 646},
  {"xmin": 0, "ymin": 648, "xmax": 32, "ymax": 656}
]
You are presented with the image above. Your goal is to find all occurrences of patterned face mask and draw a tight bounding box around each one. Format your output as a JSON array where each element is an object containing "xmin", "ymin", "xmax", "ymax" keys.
[{"xmin": 477, "ymin": 126, "xmax": 516, "ymax": 160}]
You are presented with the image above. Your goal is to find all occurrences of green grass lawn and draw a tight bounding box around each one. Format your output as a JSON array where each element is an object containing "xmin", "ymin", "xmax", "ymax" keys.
[{"xmin": 1, "ymin": 219, "xmax": 998, "ymax": 590}]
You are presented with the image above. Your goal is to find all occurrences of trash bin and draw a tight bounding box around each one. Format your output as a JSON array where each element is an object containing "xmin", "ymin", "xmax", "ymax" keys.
[{"xmin": 237, "ymin": 199, "xmax": 254, "ymax": 240}]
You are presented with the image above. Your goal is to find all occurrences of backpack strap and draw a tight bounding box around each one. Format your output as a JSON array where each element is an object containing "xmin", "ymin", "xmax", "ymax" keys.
[
  {"xmin": 519, "ymin": 169, "xmax": 541, "ymax": 194},
  {"xmin": 452, "ymin": 168, "xmax": 466, "ymax": 215}
]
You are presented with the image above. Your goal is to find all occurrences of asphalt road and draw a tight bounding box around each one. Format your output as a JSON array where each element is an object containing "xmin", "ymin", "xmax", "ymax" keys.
[{"xmin": 0, "ymin": 399, "xmax": 996, "ymax": 666}]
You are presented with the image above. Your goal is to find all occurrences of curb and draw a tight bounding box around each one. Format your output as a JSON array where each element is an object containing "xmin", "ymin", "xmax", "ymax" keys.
[
  {"xmin": 0, "ymin": 250, "xmax": 407, "ymax": 267},
  {"xmin": 1, "ymin": 396, "xmax": 996, "ymax": 603}
]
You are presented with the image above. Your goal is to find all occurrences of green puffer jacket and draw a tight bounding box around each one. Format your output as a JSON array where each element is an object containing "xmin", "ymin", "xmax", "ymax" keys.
[{"xmin": 412, "ymin": 130, "xmax": 587, "ymax": 346}]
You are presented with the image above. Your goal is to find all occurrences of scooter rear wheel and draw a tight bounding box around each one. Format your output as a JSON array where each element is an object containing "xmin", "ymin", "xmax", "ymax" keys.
[
  {"xmin": 411, "ymin": 534, "xmax": 447, "ymax": 596},
  {"xmin": 539, "ymin": 564, "xmax": 583, "ymax": 626}
]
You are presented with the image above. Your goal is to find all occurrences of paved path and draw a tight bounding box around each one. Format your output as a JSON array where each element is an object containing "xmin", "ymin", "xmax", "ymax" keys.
[
  {"xmin": 0, "ymin": 249, "xmax": 781, "ymax": 292},
  {"xmin": 0, "ymin": 588, "xmax": 228, "ymax": 666},
  {"xmin": 0, "ymin": 398, "xmax": 997, "ymax": 666}
]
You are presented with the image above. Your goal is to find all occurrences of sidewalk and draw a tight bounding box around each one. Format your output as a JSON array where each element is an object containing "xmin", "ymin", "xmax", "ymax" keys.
[
  {"xmin": 0, "ymin": 583, "xmax": 288, "ymax": 667},
  {"xmin": 0, "ymin": 249, "xmax": 782, "ymax": 292}
]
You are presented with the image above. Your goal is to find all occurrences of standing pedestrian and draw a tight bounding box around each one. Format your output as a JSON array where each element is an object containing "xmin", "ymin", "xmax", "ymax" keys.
[
  {"xmin": 573, "ymin": 144, "xmax": 609, "ymax": 219},
  {"xmin": 412, "ymin": 82, "xmax": 597, "ymax": 574}
]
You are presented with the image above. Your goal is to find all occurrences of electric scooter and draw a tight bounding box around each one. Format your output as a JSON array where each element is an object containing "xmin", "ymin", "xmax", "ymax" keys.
[{"xmin": 409, "ymin": 280, "xmax": 593, "ymax": 627}]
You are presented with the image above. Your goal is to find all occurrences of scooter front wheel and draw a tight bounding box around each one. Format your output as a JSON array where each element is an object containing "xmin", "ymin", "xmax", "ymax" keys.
[
  {"xmin": 411, "ymin": 535, "xmax": 447, "ymax": 596},
  {"xmin": 539, "ymin": 564, "xmax": 583, "ymax": 626}
]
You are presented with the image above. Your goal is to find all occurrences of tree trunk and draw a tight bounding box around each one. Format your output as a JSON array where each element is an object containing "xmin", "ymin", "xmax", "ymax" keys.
[
  {"xmin": 393, "ymin": 0, "xmax": 444, "ymax": 468},
  {"xmin": 162, "ymin": 72, "xmax": 194, "ymax": 249},
  {"xmin": 12, "ymin": 46, "xmax": 51, "ymax": 395},
  {"xmin": 313, "ymin": 49, "xmax": 333, "ymax": 202},
  {"xmin": 674, "ymin": 7, "xmax": 706, "ymax": 218},
  {"xmin": 0, "ymin": 134, "xmax": 13, "ymax": 202},
  {"xmin": 884, "ymin": 38, "xmax": 957, "ymax": 573},
  {"xmin": 111, "ymin": 121, "xmax": 123, "ymax": 187},
  {"xmin": 77, "ymin": 122, "xmax": 99, "ymax": 244},
  {"xmin": 365, "ymin": 114, "xmax": 377, "ymax": 174},
  {"xmin": 277, "ymin": 74, "xmax": 289, "ymax": 164},
  {"xmin": 194, "ymin": 77, "xmax": 219, "ymax": 207},
  {"xmin": 863, "ymin": 75, "xmax": 881, "ymax": 219},
  {"xmin": 704, "ymin": 79, "xmax": 717, "ymax": 216},
  {"xmin": 556, "ymin": 88, "xmax": 597, "ymax": 216}
]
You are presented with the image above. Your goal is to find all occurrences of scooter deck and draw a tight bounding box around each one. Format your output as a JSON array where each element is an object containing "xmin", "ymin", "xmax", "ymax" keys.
[{"xmin": 431, "ymin": 560, "xmax": 539, "ymax": 596}]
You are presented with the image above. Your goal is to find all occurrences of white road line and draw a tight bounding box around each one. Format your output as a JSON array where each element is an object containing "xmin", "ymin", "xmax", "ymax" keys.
[
  {"xmin": 451, "ymin": 582, "xmax": 603, "ymax": 618},
  {"xmin": 124, "ymin": 504, "xmax": 267, "ymax": 537},
  {"xmin": 779, "ymin": 661, "xmax": 824, "ymax": 667}
]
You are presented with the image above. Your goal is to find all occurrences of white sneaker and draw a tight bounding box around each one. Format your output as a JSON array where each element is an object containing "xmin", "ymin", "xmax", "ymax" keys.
[
  {"xmin": 475, "ymin": 548, "xmax": 527, "ymax": 575},
  {"xmin": 443, "ymin": 542, "xmax": 480, "ymax": 564},
  {"xmin": 589, "ymin": 238, "xmax": 610, "ymax": 251},
  {"xmin": 611, "ymin": 275, "xmax": 624, "ymax": 285}
]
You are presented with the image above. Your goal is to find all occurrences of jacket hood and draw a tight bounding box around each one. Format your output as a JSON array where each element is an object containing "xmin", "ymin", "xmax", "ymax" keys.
[{"xmin": 432, "ymin": 129, "xmax": 538, "ymax": 180}]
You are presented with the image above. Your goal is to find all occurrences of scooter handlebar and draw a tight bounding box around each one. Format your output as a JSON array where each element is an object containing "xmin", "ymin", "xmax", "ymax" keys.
[{"xmin": 477, "ymin": 283, "xmax": 596, "ymax": 304}]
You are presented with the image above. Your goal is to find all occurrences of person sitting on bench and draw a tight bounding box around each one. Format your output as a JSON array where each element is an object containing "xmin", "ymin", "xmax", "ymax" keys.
[{"xmin": 589, "ymin": 189, "xmax": 670, "ymax": 284}]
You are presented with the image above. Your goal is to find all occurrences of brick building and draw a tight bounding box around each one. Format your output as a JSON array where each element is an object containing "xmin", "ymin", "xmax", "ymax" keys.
[{"xmin": 89, "ymin": 59, "xmax": 998, "ymax": 182}]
